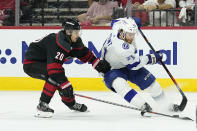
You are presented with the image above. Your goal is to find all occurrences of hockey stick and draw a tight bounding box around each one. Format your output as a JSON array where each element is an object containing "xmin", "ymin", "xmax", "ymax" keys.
[
  {"xmin": 45, "ymin": 76, "xmax": 192, "ymax": 121},
  {"xmin": 138, "ymin": 28, "xmax": 187, "ymax": 111},
  {"xmin": 75, "ymin": 93, "xmax": 193, "ymax": 121}
]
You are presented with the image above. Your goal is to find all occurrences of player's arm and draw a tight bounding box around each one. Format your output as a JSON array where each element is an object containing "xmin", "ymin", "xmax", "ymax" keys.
[
  {"xmin": 71, "ymin": 39, "xmax": 111, "ymax": 74},
  {"xmin": 121, "ymin": 51, "xmax": 163, "ymax": 70},
  {"xmin": 100, "ymin": 37, "xmax": 110, "ymax": 60},
  {"xmin": 121, "ymin": 54, "xmax": 149, "ymax": 70}
]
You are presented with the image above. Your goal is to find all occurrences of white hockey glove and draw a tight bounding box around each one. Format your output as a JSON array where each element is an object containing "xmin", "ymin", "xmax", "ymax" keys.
[{"xmin": 147, "ymin": 51, "xmax": 163, "ymax": 65}]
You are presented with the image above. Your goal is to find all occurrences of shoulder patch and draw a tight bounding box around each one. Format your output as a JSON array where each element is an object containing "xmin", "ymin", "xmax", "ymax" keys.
[{"xmin": 122, "ymin": 42, "xmax": 130, "ymax": 50}]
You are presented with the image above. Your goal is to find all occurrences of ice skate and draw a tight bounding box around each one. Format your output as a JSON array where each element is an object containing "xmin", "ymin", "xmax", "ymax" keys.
[
  {"xmin": 35, "ymin": 101, "xmax": 54, "ymax": 118},
  {"xmin": 168, "ymin": 103, "xmax": 180, "ymax": 112},
  {"xmin": 140, "ymin": 102, "xmax": 153, "ymax": 116},
  {"xmin": 68, "ymin": 102, "xmax": 87, "ymax": 112}
]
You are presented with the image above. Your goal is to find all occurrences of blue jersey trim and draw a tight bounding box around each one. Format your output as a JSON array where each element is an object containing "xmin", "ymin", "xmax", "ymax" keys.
[
  {"xmin": 124, "ymin": 89, "xmax": 137, "ymax": 103},
  {"xmin": 126, "ymin": 59, "xmax": 141, "ymax": 69},
  {"xmin": 111, "ymin": 19, "xmax": 120, "ymax": 28}
]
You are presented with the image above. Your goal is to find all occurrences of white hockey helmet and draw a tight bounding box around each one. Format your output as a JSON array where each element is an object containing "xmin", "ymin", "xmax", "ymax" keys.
[{"xmin": 111, "ymin": 17, "xmax": 138, "ymax": 35}]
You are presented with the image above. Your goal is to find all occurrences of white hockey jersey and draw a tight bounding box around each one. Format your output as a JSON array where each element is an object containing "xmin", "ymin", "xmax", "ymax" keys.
[{"xmin": 101, "ymin": 32, "xmax": 149, "ymax": 70}]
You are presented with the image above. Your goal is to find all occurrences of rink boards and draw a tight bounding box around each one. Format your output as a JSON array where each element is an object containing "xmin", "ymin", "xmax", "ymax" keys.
[{"xmin": 0, "ymin": 27, "xmax": 197, "ymax": 91}]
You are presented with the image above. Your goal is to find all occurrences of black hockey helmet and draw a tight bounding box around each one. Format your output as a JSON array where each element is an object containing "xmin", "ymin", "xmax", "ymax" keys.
[{"xmin": 62, "ymin": 18, "xmax": 81, "ymax": 31}]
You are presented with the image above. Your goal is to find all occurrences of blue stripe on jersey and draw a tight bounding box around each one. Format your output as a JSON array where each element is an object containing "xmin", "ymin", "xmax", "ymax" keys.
[
  {"xmin": 103, "ymin": 48, "xmax": 107, "ymax": 59},
  {"xmin": 124, "ymin": 89, "xmax": 137, "ymax": 103},
  {"xmin": 126, "ymin": 59, "xmax": 141, "ymax": 69},
  {"xmin": 111, "ymin": 19, "xmax": 120, "ymax": 28},
  {"xmin": 103, "ymin": 39, "xmax": 107, "ymax": 46}
]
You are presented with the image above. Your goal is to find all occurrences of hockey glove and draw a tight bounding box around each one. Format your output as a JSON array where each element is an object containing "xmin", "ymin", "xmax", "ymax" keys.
[
  {"xmin": 92, "ymin": 58, "xmax": 111, "ymax": 74},
  {"xmin": 58, "ymin": 82, "xmax": 74, "ymax": 98},
  {"xmin": 147, "ymin": 51, "xmax": 163, "ymax": 65}
]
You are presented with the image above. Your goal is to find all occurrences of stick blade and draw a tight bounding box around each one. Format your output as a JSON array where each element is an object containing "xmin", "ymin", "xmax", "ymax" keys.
[
  {"xmin": 179, "ymin": 96, "xmax": 187, "ymax": 111},
  {"xmin": 181, "ymin": 117, "xmax": 194, "ymax": 121},
  {"xmin": 172, "ymin": 115, "xmax": 194, "ymax": 121}
]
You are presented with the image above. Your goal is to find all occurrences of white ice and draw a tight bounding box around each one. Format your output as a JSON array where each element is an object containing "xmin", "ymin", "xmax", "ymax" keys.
[{"xmin": 0, "ymin": 91, "xmax": 196, "ymax": 131}]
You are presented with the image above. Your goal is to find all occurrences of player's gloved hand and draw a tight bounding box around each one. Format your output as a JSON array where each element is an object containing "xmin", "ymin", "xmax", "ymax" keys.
[
  {"xmin": 58, "ymin": 83, "xmax": 74, "ymax": 98},
  {"xmin": 92, "ymin": 58, "xmax": 111, "ymax": 74},
  {"xmin": 133, "ymin": 17, "xmax": 142, "ymax": 29},
  {"xmin": 147, "ymin": 51, "xmax": 163, "ymax": 65}
]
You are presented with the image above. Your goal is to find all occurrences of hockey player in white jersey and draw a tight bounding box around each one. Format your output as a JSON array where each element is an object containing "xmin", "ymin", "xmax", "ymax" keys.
[{"xmin": 101, "ymin": 17, "xmax": 177, "ymax": 115}]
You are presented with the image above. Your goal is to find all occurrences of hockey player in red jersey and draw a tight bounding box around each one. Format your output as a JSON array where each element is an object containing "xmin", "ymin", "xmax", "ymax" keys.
[{"xmin": 23, "ymin": 18, "xmax": 111, "ymax": 118}]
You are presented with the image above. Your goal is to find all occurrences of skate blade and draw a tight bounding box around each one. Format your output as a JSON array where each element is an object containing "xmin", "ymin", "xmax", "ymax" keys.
[
  {"xmin": 141, "ymin": 114, "xmax": 152, "ymax": 118},
  {"xmin": 72, "ymin": 110, "xmax": 90, "ymax": 113},
  {"xmin": 34, "ymin": 110, "xmax": 53, "ymax": 118}
]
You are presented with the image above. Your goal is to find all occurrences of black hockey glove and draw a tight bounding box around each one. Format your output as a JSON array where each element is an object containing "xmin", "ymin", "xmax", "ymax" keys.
[
  {"xmin": 58, "ymin": 84, "xmax": 74, "ymax": 98},
  {"xmin": 92, "ymin": 59, "xmax": 111, "ymax": 74},
  {"xmin": 147, "ymin": 51, "xmax": 163, "ymax": 65}
]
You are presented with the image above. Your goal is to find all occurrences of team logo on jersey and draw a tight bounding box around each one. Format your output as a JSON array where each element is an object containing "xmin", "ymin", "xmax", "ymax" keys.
[{"xmin": 122, "ymin": 43, "xmax": 130, "ymax": 50}]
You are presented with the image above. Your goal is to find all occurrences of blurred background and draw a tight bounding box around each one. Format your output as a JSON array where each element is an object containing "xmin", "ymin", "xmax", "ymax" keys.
[
  {"xmin": 0, "ymin": 2, "xmax": 197, "ymax": 130},
  {"xmin": 0, "ymin": 0, "xmax": 196, "ymax": 27}
]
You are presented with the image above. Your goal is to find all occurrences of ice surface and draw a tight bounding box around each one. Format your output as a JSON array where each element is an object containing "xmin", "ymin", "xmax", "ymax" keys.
[{"xmin": 0, "ymin": 91, "xmax": 196, "ymax": 131}]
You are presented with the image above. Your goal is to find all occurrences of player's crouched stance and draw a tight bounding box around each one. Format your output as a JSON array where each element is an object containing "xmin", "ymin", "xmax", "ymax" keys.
[
  {"xmin": 101, "ymin": 17, "xmax": 178, "ymax": 116},
  {"xmin": 23, "ymin": 18, "xmax": 111, "ymax": 118}
]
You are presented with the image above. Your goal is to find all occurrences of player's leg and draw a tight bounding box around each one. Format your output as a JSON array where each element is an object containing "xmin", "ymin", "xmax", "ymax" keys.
[
  {"xmin": 58, "ymin": 81, "xmax": 88, "ymax": 112},
  {"xmin": 23, "ymin": 61, "xmax": 56, "ymax": 117},
  {"xmin": 50, "ymin": 73, "xmax": 87, "ymax": 112},
  {"xmin": 23, "ymin": 60, "xmax": 48, "ymax": 80},
  {"xmin": 131, "ymin": 67, "xmax": 178, "ymax": 112},
  {"xmin": 143, "ymin": 80, "xmax": 179, "ymax": 112},
  {"xmin": 104, "ymin": 68, "xmax": 152, "ymax": 115},
  {"xmin": 36, "ymin": 82, "xmax": 57, "ymax": 118},
  {"xmin": 24, "ymin": 61, "xmax": 87, "ymax": 116}
]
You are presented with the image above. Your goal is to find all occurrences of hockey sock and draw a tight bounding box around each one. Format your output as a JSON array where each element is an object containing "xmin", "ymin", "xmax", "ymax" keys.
[
  {"xmin": 40, "ymin": 82, "xmax": 57, "ymax": 104},
  {"xmin": 61, "ymin": 96, "xmax": 76, "ymax": 107},
  {"xmin": 144, "ymin": 81, "xmax": 172, "ymax": 111},
  {"xmin": 144, "ymin": 81, "xmax": 163, "ymax": 99}
]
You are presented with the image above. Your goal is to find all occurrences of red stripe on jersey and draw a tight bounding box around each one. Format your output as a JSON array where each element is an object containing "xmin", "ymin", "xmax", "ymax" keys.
[
  {"xmin": 86, "ymin": 53, "xmax": 94, "ymax": 62},
  {"xmin": 48, "ymin": 70, "xmax": 64, "ymax": 75},
  {"xmin": 23, "ymin": 59, "xmax": 35, "ymax": 64},
  {"xmin": 56, "ymin": 32, "xmax": 70, "ymax": 53},
  {"xmin": 79, "ymin": 50, "xmax": 92, "ymax": 62},
  {"xmin": 62, "ymin": 96, "xmax": 75, "ymax": 102},
  {"xmin": 72, "ymin": 47, "xmax": 84, "ymax": 50},
  {"xmin": 64, "ymin": 58, "xmax": 70, "ymax": 62},
  {"xmin": 47, "ymin": 63, "xmax": 63, "ymax": 70},
  {"xmin": 43, "ymin": 89, "xmax": 54, "ymax": 97},
  {"xmin": 44, "ymin": 82, "xmax": 57, "ymax": 92},
  {"xmin": 92, "ymin": 58, "xmax": 100, "ymax": 69}
]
